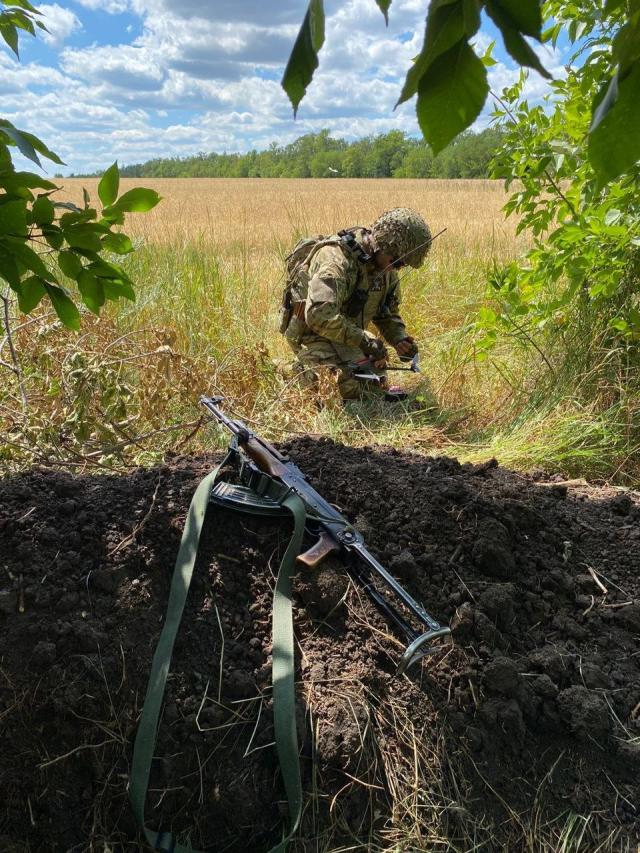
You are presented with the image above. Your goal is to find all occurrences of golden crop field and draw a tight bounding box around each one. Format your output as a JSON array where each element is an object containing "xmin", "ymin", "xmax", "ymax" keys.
[{"xmin": 61, "ymin": 177, "xmax": 526, "ymax": 259}]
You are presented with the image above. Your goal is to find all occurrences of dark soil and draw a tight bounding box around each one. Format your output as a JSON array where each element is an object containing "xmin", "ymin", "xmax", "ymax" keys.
[{"xmin": 1, "ymin": 439, "xmax": 639, "ymax": 852}]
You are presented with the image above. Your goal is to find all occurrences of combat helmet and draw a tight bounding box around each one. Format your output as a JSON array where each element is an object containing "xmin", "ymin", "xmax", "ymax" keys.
[{"xmin": 370, "ymin": 207, "xmax": 432, "ymax": 268}]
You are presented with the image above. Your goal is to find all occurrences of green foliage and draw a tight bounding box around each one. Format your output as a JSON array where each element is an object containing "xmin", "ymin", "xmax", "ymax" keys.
[
  {"xmin": 98, "ymin": 161, "xmax": 119, "ymax": 206},
  {"xmin": 0, "ymin": 152, "xmax": 160, "ymax": 329},
  {"xmin": 478, "ymin": 0, "xmax": 640, "ymax": 395},
  {"xmin": 283, "ymin": 0, "xmax": 640, "ymax": 183},
  {"xmin": 115, "ymin": 127, "xmax": 504, "ymax": 179},
  {"xmin": 0, "ymin": 0, "xmax": 161, "ymax": 330},
  {"xmin": 416, "ymin": 38, "xmax": 488, "ymax": 152},
  {"xmin": 281, "ymin": 0, "xmax": 325, "ymax": 116},
  {"xmin": 374, "ymin": 0, "xmax": 392, "ymax": 23}
]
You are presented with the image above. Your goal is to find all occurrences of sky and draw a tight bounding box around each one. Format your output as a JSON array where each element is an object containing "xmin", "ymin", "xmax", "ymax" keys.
[{"xmin": 1, "ymin": 0, "xmax": 569, "ymax": 175}]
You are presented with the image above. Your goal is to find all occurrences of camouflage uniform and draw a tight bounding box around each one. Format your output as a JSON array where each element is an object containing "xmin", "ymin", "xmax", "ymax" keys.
[{"xmin": 284, "ymin": 208, "xmax": 431, "ymax": 399}]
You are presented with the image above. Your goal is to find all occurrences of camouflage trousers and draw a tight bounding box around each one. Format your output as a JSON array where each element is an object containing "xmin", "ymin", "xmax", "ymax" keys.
[{"xmin": 286, "ymin": 334, "xmax": 387, "ymax": 400}]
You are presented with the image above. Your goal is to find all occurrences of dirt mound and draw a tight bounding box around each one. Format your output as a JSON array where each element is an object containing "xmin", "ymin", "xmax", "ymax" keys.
[{"xmin": 0, "ymin": 439, "xmax": 639, "ymax": 851}]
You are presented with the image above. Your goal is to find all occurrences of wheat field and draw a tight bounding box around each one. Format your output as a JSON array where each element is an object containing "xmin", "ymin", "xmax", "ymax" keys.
[{"xmin": 62, "ymin": 177, "xmax": 522, "ymax": 253}]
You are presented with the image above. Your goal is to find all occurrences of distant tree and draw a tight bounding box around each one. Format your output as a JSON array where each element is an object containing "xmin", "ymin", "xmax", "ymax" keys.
[{"xmin": 116, "ymin": 129, "xmax": 503, "ymax": 180}]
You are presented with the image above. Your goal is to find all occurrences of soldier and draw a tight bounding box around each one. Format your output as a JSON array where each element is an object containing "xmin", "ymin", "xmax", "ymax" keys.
[{"xmin": 282, "ymin": 207, "xmax": 431, "ymax": 400}]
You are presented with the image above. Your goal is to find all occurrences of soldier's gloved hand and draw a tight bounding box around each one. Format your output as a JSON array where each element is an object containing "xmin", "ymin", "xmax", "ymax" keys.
[
  {"xmin": 360, "ymin": 335, "xmax": 388, "ymax": 363},
  {"xmin": 395, "ymin": 336, "xmax": 418, "ymax": 360}
]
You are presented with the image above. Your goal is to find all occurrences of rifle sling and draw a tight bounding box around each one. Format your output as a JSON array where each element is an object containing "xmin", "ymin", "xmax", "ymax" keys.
[{"xmin": 129, "ymin": 452, "xmax": 306, "ymax": 852}]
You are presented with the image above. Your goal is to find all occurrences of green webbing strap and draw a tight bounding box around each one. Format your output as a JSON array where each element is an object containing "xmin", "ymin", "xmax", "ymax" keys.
[
  {"xmin": 129, "ymin": 454, "xmax": 306, "ymax": 852},
  {"xmin": 270, "ymin": 490, "xmax": 306, "ymax": 851}
]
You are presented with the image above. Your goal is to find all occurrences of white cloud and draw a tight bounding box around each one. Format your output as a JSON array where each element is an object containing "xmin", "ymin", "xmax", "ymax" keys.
[
  {"xmin": 2, "ymin": 0, "xmax": 565, "ymax": 174},
  {"xmin": 72, "ymin": 0, "xmax": 130, "ymax": 13},
  {"xmin": 39, "ymin": 4, "xmax": 82, "ymax": 47},
  {"xmin": 61, "ymin": 43, "xmax": 164, "ymax": 89}
]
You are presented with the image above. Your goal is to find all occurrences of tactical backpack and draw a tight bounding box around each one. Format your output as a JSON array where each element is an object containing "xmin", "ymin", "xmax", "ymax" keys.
[{"xmin": 278, "ymin": 230, "xmax": 370, "ymax": 335}]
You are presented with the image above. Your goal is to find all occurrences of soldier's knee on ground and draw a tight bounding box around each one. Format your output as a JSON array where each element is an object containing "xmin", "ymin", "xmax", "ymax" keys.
[
  {"xmin": 337, "ymin": 374, "xmax": 364, "ymax": 400},
  {"xmin": 337, "ymin": 371, "xmax": 390, "ymax": 400}
]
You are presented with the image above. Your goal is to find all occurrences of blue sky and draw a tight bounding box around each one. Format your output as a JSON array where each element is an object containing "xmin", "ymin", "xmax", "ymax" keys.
[{"xmin": 1, "ymin": 0, "xmax": 567, "ymax": 175}]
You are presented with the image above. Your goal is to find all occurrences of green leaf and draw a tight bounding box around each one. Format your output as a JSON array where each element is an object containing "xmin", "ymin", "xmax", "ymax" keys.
[
  {"xmin": 77, "ymin": 269, "xmax": 105, "ymax": 315},
  {"xmin": 58, "ymin": 250, "xmax": 83, "ymax": 279},
  {"xmin": 100, "ymin": 208, "xmax": 124, "ymax": 226},
  {"xmin": 541, "ymin": 21, "xmax": 562, "ymax": 46},
  {"xmin": 15, "ymin": 274, "xmax": 46, "ymax": 313},
  {"xmin": 98, "ymin": 161, "xmax": 119, "ymax": 207},
  {"xmin": 32, "ymin": 195, "xmax": 55, "ymax": 226},
  {"xmin": 0, "ymin": 250, "xmax": 20, "ymax": 287},
  {"xmin": 374, "ymin": 0, "xmax": 391, "ymax": 24},
  {"xmin": 10, "ymin": 9, "xmax": 34, "ymax": 35},
  {"xmin": 604, "ymin": 208, "xmax": 622, "ymax": 225},
  {"xmin": 45, "ymin": 283, "xmax": 80, "ymax": 330},
  {"xmin": 55, "ymin": 201, "xmax": 83, "ymax": 214},
  {"xmin": 64, "ymin": 225, "xmax": 103, "ymax": 252},
  {"xmin": 478, "ymin": 306, "xmax": 498, "ymax": 325},
  {"xmin": 397, "ymin": 0, "xmax": 480, "ymax": 106},
  {"xmin": 480, "ymin": 39, "xmax": 497, "ymax": 66},
  {"xmin": 485, "ymin": 1, "xmax": 550, "ymax": 78},
  {"xmin": 0, "ymin": 170, "xmax": 57, "ymax": 195},
  {"xmin": 589, "ymin": 62, "xmax": 640, "ymax": 184},
  {"xmin": 0, "ymin": 121, "xmax": 40, "ymax": 166},
  {"xmin": 612, "ymin": 18, "xmax": 640, "ymax": 68},
  {"xmin": 102, "ymin": 278, "xmax": 135, "ymax": 302},
  {"xmin": 416, "ymin": 38, "xmax": 488, "ymax": 154},
  {"xmin": 106, "ymin": 187, "xmax": 161, "ymax": 214},
  {"xmin": 5, "ymin": 237, "xmax": 52, "ymax": 278},
  {"xmin": 487, "ymin": 0, "xmax": 542, "ymax": 37},
  {"xmin": 0, "ymin": 199, "xmax": 27, "ymax": 235},
  {"xmin": 1, "ymin": 22, "xmax": 19, "ymax": 57},
  {"xmin": 60, "ymin": 209, "xmax": 97, "ymax": 228},
  {"xmin": 42, "ymin": 225, "xmax": 64, "ymax": 249},
  {"xmin": 87, "ymin": 257, "xmax": 132, "ymax": 283},
  {"xmin": 19, "ymin": 129, "xmax": 64, "ymax": 165},
  {"xmin": 281, "ymin": 0, "xmax": 325, "ymax": 115},
  {"xmin": 8, "ymin": 0, "xmax": 42, "ymax": 13},
  {"xmin": 101, "ymin": 231, "xmax": 133, "ymax": 254}
]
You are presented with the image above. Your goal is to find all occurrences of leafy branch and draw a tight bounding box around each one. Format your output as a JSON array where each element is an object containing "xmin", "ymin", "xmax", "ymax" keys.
[
  {"xmin": 282, "ymin": 0, "xmax": 640, "ymax": 185},
  {"xmin": 0, "ymin": 1, "xmax": 160, "ymax": 331}
]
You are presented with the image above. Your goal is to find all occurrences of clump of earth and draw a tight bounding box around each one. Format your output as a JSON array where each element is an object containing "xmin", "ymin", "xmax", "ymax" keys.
[{"xmin": 1, "ymin": 438, "xmax": 639, "ymax": 851}]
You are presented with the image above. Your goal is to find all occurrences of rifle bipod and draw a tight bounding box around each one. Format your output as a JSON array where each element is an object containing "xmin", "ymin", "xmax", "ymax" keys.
[{"xmin": 207, "ymin": 447, "xmax": 450, "ymax": 675}]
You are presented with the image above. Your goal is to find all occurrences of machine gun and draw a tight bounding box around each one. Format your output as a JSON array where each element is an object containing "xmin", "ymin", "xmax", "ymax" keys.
[{"xmin": 200, "ymin": 396, "xmax": 450, "ymax": 674}]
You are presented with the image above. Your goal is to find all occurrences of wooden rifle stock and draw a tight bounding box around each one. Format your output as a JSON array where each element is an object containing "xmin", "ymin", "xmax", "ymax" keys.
[{"xmin": 242, "ymin": 437, "xmax": 288, "ymax": 478}]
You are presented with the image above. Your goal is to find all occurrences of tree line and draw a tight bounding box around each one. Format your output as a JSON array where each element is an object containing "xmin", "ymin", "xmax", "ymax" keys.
[{"xmin": 110, "ymin": 128, "xmax": 503, "ymax": 179}]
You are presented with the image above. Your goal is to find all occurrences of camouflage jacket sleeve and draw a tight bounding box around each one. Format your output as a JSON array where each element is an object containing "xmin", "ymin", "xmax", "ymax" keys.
[
  {"xmin": 372, "ymin": 272, "xmax": 408, "ymax": 345},
  {"xmin": 305, "ymin": 245, "xmax": 366, "ymax": 348}
]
